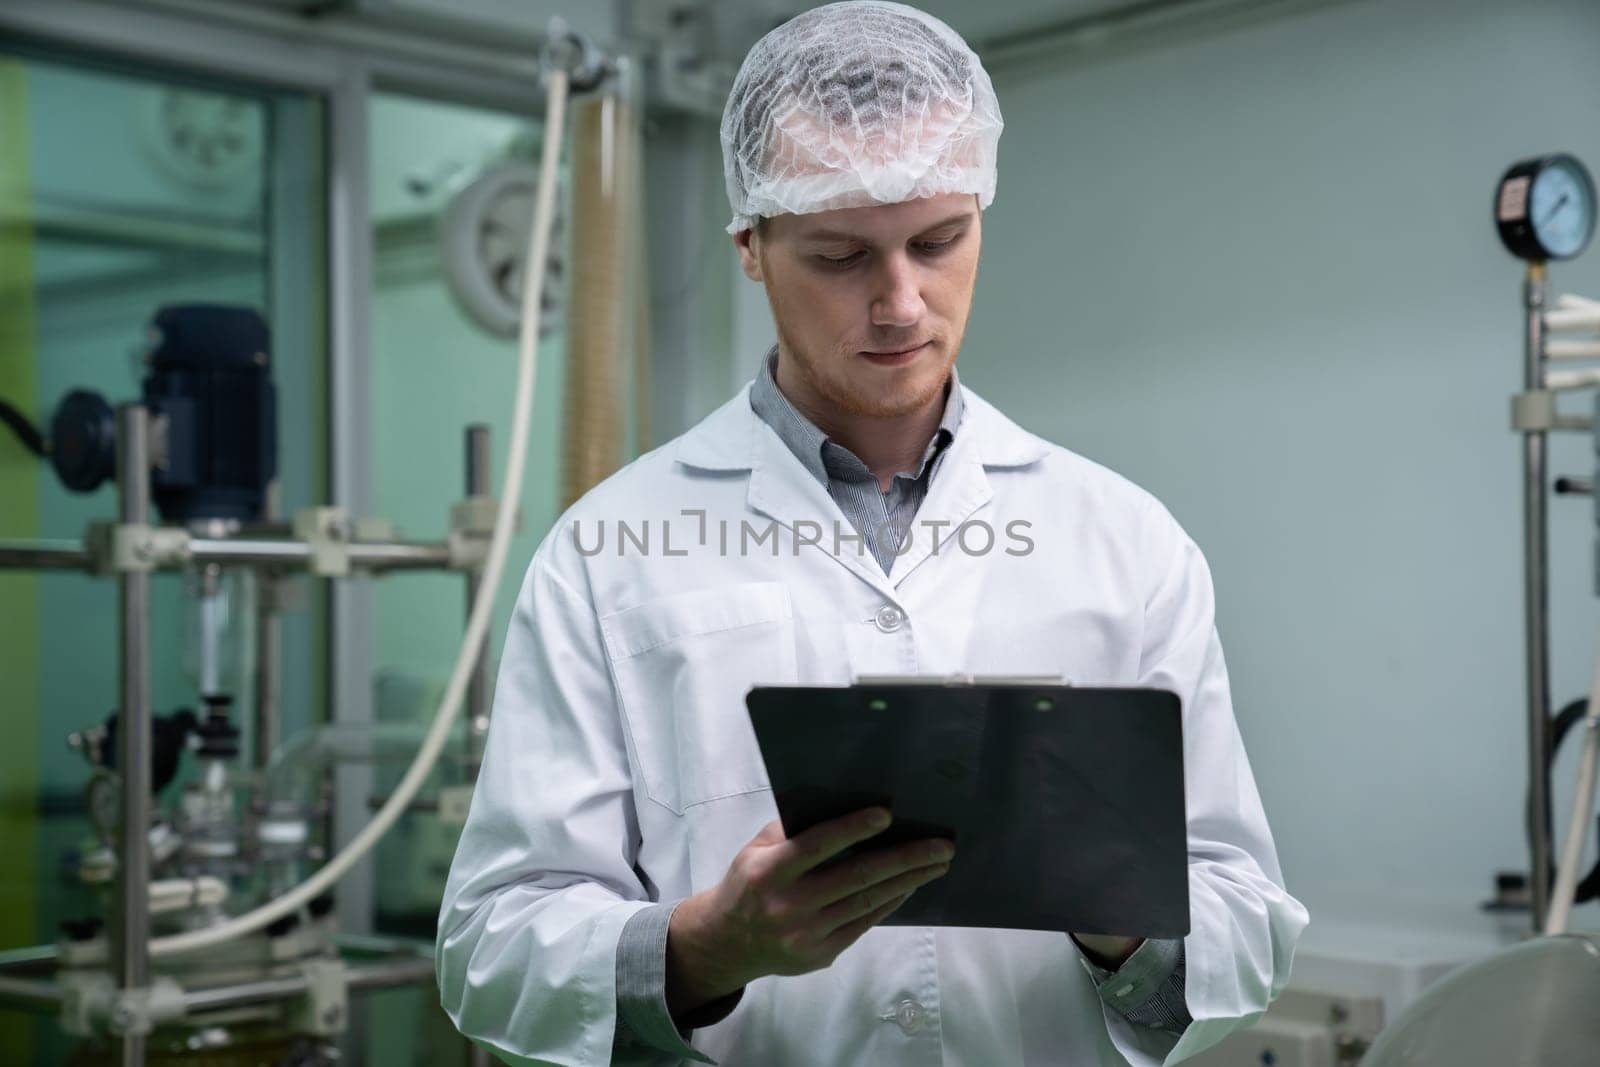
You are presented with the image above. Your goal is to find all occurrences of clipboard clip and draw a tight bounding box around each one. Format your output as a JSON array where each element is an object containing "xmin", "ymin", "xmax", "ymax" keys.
[{"xmin": 851, "ymin": 673, "xmax": 1072, "ymax": 686}]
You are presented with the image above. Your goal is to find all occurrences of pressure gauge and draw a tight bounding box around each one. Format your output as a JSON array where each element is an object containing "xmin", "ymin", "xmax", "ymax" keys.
[{"xmin": 1495, "ymin": 154, "xmax": 1596, "ymax": 261}]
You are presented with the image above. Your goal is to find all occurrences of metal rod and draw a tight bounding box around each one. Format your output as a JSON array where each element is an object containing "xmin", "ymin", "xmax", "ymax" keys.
[
  {"xmin": 0, "ymin": 944, "xmax": 58, "ymax": 970},
  {"xmin": 0, "ymin": 975, "xmax": 62, "ymax": 1012},
  {"xmin": 0, "ymin": 536, "xmax": 455, "ymax": 572},
  {"xmin": 114, "ymin": 405, "xmax": 152, "ymax": 1067},
  {"xmin": 0, "ymin": 539, "xmax": 92, "ymax": 570},
  {"xmin": 0, "ymin": 954, "xmax": 435, "ymax": 1019},
  {"xmin": 465, "ymin": 424, "xmax": 493, "ymax": 758},
  {"xmin": 1, "ymin": 531, "xmax": 457, "ymax": 572},
  {"xmin": 1524, "ymin": 263, "xmax": 1554, "ymax": 933},
  {"xmin": 179, "ymin": 955, "xmax": 436, "ymax": 1013},
  {"xmin": 189, "ymin": 538, "xmax": 451, "ymax": 569},
  {"xmin": 976, "ymin": 0, "xmax": 1352, "ymax": 71},
  {"xmin": 256, "ymin": 484, "xmax": 283, "ymax": 779},
  {"xmin": 180, "ymin": 974, "xmax": 306, "ymax": 1014}
]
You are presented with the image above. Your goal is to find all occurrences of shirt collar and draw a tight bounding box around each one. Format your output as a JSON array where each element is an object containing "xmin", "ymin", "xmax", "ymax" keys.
[{"xmin": 748, "ymin": 345, "xmax": 965, "ymax": 489}]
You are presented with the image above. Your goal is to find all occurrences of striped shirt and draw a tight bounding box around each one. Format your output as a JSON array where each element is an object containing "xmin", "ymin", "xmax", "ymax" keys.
[{"xmin": 747, "ymin": 345, "xmax": 964, "ymax": 576}]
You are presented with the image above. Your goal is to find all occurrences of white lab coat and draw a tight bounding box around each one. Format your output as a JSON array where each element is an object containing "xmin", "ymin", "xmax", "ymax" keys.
[{"xmin": 437, "ymin": 381, "xmax": 1307, "ymax": 1066}]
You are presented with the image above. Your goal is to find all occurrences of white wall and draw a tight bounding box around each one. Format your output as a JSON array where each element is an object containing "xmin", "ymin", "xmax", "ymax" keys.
[{"xmin": 959, "ymin": 0, "xmax": 1600, "ymax": 950}]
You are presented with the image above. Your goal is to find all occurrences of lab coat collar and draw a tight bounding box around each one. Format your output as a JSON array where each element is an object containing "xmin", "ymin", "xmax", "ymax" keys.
[
  {"xmin": 673, "ymin": 379, "xmax": 1052, "ymax": 474},
  {"xmin": 675, "ymin": 379, "xmax": 1051, "ymax": 593}
]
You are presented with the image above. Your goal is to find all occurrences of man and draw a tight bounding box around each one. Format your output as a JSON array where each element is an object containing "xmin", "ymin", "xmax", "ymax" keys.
[{"xmin": 437, "ymin": 3, "xmax": 1307, "ymax": 1064}]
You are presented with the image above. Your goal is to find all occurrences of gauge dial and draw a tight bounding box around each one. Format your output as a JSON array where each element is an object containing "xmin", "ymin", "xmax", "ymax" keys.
[
  {"xmin": 1531, "ymin": 159, "xmax": 1594, "ymax": 259},
  {"xmin": 1496, "ymin": 154, "xmax": 1596, "ymax": 262}
]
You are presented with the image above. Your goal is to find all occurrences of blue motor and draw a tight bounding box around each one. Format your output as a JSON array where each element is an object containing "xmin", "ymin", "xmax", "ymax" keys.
[{"xmin": 41, "ymin": 305, "xmax": 278, "ymax": 524}]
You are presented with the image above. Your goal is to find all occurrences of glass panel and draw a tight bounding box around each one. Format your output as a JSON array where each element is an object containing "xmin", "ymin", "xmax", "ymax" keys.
[
  {"xmin": 0, "ymin": 48, "xmax": 325, "ymax": 1064},
  {"xmin": 360, "ymin": 87, "xmax": 571, "ymax": 1065},
  {"xmin": 366, "ymin": 91, "xmax": 567, "ymax": 717}
]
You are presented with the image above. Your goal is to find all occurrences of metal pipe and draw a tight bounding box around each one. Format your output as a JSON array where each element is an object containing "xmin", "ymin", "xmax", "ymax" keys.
[
  {"xmin": 179, "ymin": 955, "xmax": 436, "ymax": 1013},
  {"xmin": 466, "ymin": 424, "xmax": 493, "ymax": 756},
  {"xmin": 1524, "ymin": 263, "xmax": 1554, "ymax": 932},
  {"xmin": 0, "ymin": 954, "xmax": 438, "ymax": 1019},
  {"xmin": 0, "ymin": 943, "xmax": 58, "ymax": 970},
  {"xmin": 0, "ymin": 975, "xmax": 61, "ymax": 1012},
  {"xmin": 977, "ymin": 0, "xmax": 1354, "ymax": 71},
  {"xmin": 343, "ymin": 954, "xmax": 437, "ymax": 992},
  {"xmin": 340, "ymin": 541, "xmax": 454, "ymax": 570},
  {"xmin": 186, "ymin": 538, "xmax": 452, "ymax": 569},
  {"xmin": 0, "ymin": 536, "xmax": 455, "ymax": 572},
  {"xmin": 256, "ymin": 485, "xmax": 283, "ymax": 779},
  {"xmin": 179, "ymin": 974, "xmax": 305, "ymax": 1014},
  {"xmin": 128, "ymin": 0, "xmax": 544, "ymax": 85},
  {"xmin": 114, "ymin": 405, "xmax": 152, "ymax": 1067},
  {"xmin": 0, "ymin": 539, "xmax": 92, "ymax": 570}
]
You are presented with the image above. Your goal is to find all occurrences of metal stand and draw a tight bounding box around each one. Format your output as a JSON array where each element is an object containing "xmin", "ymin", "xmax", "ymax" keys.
[
  {"xmin": 1523, "ymin": 264, "xmax": 1554, "ymax": 932},
  {"xmin": 114, "ymin": 405, "xmax": 153, "ymax": 1065},
  {"xmin": 0, "ymin": 422, "xmax": 498, "ymax": 1065}
]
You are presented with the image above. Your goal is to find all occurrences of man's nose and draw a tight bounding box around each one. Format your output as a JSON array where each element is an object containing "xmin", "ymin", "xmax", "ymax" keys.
[{"xmin": 871, "ymin": 253, "xmax": 925, "ymax": 329}]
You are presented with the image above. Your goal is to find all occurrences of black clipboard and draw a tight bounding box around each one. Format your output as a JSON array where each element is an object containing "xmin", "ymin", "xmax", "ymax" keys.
[{"xmin": 745, "ymin": 679, "xmax": 1189, "ymax": 939}]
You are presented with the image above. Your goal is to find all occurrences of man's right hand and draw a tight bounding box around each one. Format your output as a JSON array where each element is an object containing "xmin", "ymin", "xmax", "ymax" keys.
[{"xmin": 665, "ymin": 808, "xmax": 954, "ymax": 1017}]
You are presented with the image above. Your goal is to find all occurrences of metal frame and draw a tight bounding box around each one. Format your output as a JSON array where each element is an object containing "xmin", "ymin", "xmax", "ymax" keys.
[
  {"xmin": 0, "ymin": 429, "xmax": 491, "ymax": 1062},
  {"xmin": 113, "ymin": 407, "xmax": 153, "ymax": 1067},
  {"xmin": 326, "ymin": 58, "xmax": 379, "ymax": 942},
  {"xmin": 1523, "ymin": 265, "xmax": 1553, "ymax": 932},
  {"xmin": 0, "ymin": 5, "xmax": 549, "ymax": 1062}
]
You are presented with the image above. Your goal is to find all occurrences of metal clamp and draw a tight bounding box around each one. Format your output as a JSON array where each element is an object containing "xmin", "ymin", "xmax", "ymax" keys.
[
  {"xmin": 1513, "ymin": 390, "xmax": 1557, "ymax": 431},
  {"xmin": 58, "ymin": 972, "xmax": 185, "ymax": 1037},
  {"xmin": 448, "ymin": 496, "xmax": 514, "ymax": 569},
  {"xmin": 1511, "ymin": 391, "xmax": 1595, "ymax": 432},
  {"xmin": 540, "ymin": 17, "xmax": 611, "ymax": 91},
  {"xmin": 293, "ymin": 508, "xmax": 353, "ymax": 577},
  {"xmin": 290, "ymin": 957, "xmax": 348, "ymax": 1037},
  {"xmin": 84, "ymin": 521, "xmax": 190, "ymax": 575}
]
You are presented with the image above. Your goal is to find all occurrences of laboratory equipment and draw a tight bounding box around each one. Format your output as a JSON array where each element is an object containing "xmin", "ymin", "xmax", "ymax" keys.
[
  {"xmin": 1498, "ymin": 152, "xmax": 1600, "ymax": 932},
  {"xmin": 0, "ymin": 18, "xmax": 607, "ymax": 1066},
  {"xmin": 1495, "ymin": 153, "xmax": 1596, "ymax": 264},
  {"xmin": 1360, "ymin": 149, "xmax": 1600, "ymax": 1066}
]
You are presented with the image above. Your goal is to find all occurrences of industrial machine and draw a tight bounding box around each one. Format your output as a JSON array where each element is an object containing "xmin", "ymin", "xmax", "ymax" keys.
[{"xmin": 0, "ymin": 20, "xmax": 607, "ymax": 1065}]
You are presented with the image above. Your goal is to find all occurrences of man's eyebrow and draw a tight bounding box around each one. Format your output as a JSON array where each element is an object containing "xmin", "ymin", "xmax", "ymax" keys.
[{"xmin": 797, "ymin": 211, "xmax": 975, "ymax": 243}]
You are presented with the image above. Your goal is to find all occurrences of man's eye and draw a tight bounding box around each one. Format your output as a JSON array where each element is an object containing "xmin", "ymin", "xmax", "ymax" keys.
[
  {"xmin": 817, "ymin": 251, "xmax": 866, "ymax": 268},
  {"xmin": 915, "ymin": 238, "xmax": 956, "ymax": 255}
]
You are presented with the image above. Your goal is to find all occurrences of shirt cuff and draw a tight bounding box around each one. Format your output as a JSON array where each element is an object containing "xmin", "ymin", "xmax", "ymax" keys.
[
  {"xmin": 614, "ymin": 901, "xmax": 744, "ymax": 1062},
  {"xmin": 1074, "ymin": 936, "xmax": 1193, "ymax": 1034}
]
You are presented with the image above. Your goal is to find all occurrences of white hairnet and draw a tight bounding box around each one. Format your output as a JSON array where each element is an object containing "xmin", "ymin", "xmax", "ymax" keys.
[{"xmin": 720, "ymin": 1, "xmax": 1003, "ymax": 234}]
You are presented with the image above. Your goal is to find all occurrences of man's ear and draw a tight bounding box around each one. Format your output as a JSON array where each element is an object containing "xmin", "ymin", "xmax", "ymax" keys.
[{"xmin": 732, "ymin": 227, "xmax": 763, "ymax": 282}]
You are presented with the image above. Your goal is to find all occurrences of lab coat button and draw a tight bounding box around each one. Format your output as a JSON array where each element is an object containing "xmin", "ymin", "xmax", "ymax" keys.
[
  {"xmin": 881, "ymin": 998, "xmax": 924, "ymax": 1034},
  {"xmin": 874, "ymin": 605, "xmax": 904, "ymax": 632}
]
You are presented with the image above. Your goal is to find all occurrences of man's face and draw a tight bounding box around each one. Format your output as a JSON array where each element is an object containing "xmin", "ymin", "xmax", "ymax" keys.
[{"xmin": 734, "ymin": 192, "xmax": 981, "ymax": 421}]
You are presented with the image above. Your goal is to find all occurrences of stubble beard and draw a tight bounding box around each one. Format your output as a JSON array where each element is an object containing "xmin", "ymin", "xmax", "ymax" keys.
[{"xmin": 775, "ymin": 322, "xmax": 958, "ymax": 421}]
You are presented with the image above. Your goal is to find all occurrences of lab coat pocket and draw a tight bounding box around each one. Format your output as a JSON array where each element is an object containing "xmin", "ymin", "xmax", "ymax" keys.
[{"xmin": 600, "ymin": 581, "xmax": 796, "ymax": 814}]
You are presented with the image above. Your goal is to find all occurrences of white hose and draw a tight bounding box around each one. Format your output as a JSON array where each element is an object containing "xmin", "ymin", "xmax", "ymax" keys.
[
  {"xmin": 149, "ymin": 877, "xmax": 228, "ymax": 916},
  {"xmin": 151, "ymin": 67, "xmax": 570, "ymax": 958},
  {"xmin": 1544, "ymin": 627, "xmax": 1600, "ymax": 935}
]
